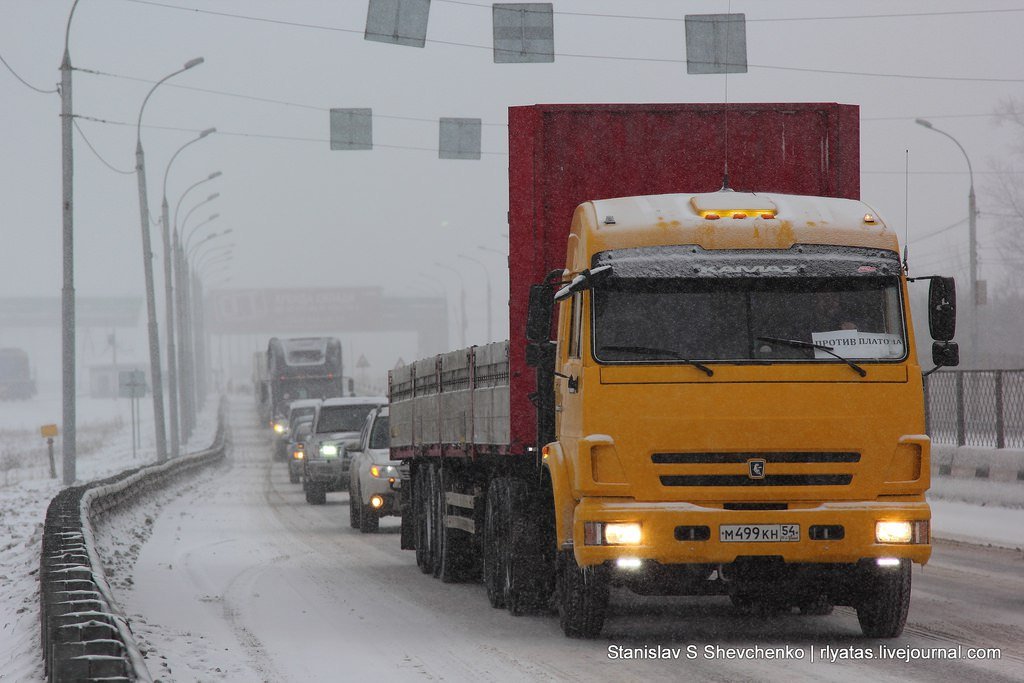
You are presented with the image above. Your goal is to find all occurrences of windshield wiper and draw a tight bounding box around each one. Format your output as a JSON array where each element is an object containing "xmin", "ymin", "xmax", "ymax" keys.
[
  {"xmin": 756, "ymin": 336, "xmax": 866, "ymax": 377},
  {"xmin": 599, "ymin": 345, "xmax": 714, "ymax": 376}
]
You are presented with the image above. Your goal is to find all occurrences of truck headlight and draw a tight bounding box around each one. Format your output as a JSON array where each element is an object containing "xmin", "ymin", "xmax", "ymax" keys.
[
  {"xmin": 273, "ymin": 422, "xmax": 287, "ymax": 434},
  {"xmin": 875, "ymin": 520, "xmax": 928, "ymax": 544},
  {"xmin": 320, "ymin": 443, "xmax": 339, "ymax": 457},
  {"xmin": 584, "ymin": 521, "xmax": 642, "ymax": 546}
]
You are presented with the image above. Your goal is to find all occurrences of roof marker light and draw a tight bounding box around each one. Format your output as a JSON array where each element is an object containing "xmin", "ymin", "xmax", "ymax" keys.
[
  {"xmin": 704, "ymin": 213, "xmax": 720, "ymax": 220},
  {"xmin": 864, "ymin": 213, "xmax": 877, "ymax": 224}
]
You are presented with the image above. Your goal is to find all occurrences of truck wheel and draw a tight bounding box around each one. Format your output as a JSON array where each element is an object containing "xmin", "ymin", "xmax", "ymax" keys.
[
  {"xmin": 414, "ymin": 465, "xmax": 435, "ymax": 575},
  {"xmin": 348, "ymin": 483, "xmax": 360, "ymax": 529},
  {"xmin": 359, "ymin": 504, "xmax": 380, "ymax": 533},
  {"xmin": 798, "ymin": 595, "xmax": 834, "ymax": 616},
  {"xmin": 305, "ymin": 483, "xmax": 326, "ymax": 505},
  {"xmin": 503, "ymin": 478, "xmax": 554, "ymax": 615},
  {"xmin": 557, "ymin": 550, "xmax": 608, "ymax": 638},
  {"xmin": 483, "ymin": 479, "xmax": 507, "ymax": 608},
  {"xmin": 856, "ymin": 560, "xmax": 911, "ymax": 638}
]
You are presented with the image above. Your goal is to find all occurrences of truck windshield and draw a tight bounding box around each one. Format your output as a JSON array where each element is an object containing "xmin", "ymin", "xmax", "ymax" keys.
[
  {"xmin": 318, "ymin": 404, "xmax": 379, "ymax": 433},
  {"xmin": 592, "ymin": 276, "xmax": 906, "ymax": 363}
]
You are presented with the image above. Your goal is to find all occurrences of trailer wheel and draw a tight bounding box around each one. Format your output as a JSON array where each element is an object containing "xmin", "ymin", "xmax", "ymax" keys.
[
  {"xmin": 557, "ymin": 550, "xmax": 608, "ymax": 639},
  {"xmin": 483, "ymin": 479, "xmax": 507, "ymax": 608},
  {"xmin": 414, "ymin": 465, "xmax": 435, "ymax": 574},
  {"xmin": 435, "ymin": 465, "xmax": 475, "ymax": 582},
  {"xmin": 856, "ymin": 560, "xmax": 911, "ymax": 638}
]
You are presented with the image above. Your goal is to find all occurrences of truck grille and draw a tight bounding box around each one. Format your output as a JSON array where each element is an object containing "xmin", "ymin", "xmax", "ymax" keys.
[
  {"xmin": 653, "ymin": 452, "xmax": 858, "ymax": 488},
  {"xmin": 659, "ymin": 474, "xmax": 853, "ymax": 487},
  {"xmin": 652, "ymin": 452, "xmax": 860, "ymax": 464}
]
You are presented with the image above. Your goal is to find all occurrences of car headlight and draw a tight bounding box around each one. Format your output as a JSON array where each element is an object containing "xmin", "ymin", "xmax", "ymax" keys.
[
  {"xmin": 320, "ymin": 443, "xmax": 339, "ymax": 457},
  {"xmin": 370, "ymin": 465, "xmax": 399, "ymax": 478},
  {"xmin": 273, "ymin": 422, "xmax": 287, "ymax": 434}
]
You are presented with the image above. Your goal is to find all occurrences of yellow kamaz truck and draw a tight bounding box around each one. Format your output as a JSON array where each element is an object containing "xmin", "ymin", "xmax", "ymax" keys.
[{"xmin": 390, "ymin": 103, "xmax": 959, "ymax": 638}]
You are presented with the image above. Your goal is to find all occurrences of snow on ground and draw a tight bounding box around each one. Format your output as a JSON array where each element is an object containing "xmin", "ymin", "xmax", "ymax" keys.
[
  {"xmin": 0, "ymin": 389, "xmax": 221, "ymax": 682},
  {"xmin": 0, "ymin": 388, "xmax": 1022, "ymax": 680}
]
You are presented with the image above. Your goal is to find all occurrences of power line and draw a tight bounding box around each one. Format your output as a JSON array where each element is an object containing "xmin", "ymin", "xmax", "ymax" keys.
[
  {"xmin": 0, "ymin": 50, "xmax": 58, "ymax": 94},
  {"xmin": 73, "ymin": 119, "xmax": 134, "ymax": 174},
  {"xmin": 71, "ymin": 65, "xmax": 1022, "ymax": 141},
  {"xmin": 112, "ymin": 0, "xmax": 1024, "ymax": 83},
  {"xmin": 73, "ymin": 66, "xmax": 505, "ymax": 127},
  {"xmin": 75, "ymin": 114, "xmax": 509, "ymax": 156},
  {"xmin": 435, "ymin": 0, "xmax": 1024, "ymax": 25}
]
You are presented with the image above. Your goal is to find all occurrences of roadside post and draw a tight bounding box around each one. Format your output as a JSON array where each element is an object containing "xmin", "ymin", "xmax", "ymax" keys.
[
  {"xmin": 119, "ymin": 370, "xmax": 148, "ymax": 459},
  {"xmin": 40, "ymin": 424, "xmax": 58, "ymax": 478}
]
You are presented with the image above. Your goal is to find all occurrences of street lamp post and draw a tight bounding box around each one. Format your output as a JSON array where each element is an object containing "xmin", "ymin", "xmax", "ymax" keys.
[
  {"xmin": 135, "ymin": 56, "xmax": 204, "ymax": 462},
  {"xmin": 915, "ymin": 118, "xmax": 979, "ymax": 357},
  {"xmin": 173, "ymin": 173, "xmax": 220, "ymax": 436},
  {"xmin": 434, "ymin": 262, "xmax": 467, "ymax": 347},
  {"xmin": 60, "ymin": 0, "xmax": 82, "ymax": 484},
  {"xmin": 160, "ymin": 128, "xmax": 215, "ymax": 459},
  {"xmin": 458, "ymin": 253, "xmax": 492, "ymax": 343},
  {"xmin": 177, "ymin": 196, "xmax": 219, "ymax": 438}
]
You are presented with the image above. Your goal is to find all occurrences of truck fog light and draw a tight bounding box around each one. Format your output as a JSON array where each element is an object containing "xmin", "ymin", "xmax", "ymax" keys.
[
  {"xmin": 876, "ymin": 557, "xmax": 901, "ymax": 568},
  {"xmin": 875, "ymin": 521, "xmax": 913, "ymax": 544},
  {"xmin": 604, "ymin": 522, "xmax": 642, "ymax": 545},
  {"xmin": 370, "ymin": 495, "xmax": 384, "ymax": 509},
  {"xmin": 616, "ymin": 557, "xmax": 643, "ymax": 570}
]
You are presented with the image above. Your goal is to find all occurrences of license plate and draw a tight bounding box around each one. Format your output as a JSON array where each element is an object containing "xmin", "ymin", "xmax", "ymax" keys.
[{"xmin": 720, "ymin": 524, "xmax": 800, "ymax": 543}]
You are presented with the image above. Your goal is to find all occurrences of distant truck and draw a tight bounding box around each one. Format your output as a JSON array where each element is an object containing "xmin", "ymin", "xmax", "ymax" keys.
[
  {"xmin": 257, "ymin": 337, "xmax": 345, "ymax": 424},
  {"xmin": 389, "ymin": 103, "xmax": 959, "ymax": 639},
  {"xmin": 0, "ymin": 348, "xmax": 36, "ymax": 400}
]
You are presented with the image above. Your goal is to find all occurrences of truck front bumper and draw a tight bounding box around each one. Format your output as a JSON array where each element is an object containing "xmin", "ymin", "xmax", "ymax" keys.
[{"xmin": 572, "ymin": 498, "xmax": 931, "ymax": 567}]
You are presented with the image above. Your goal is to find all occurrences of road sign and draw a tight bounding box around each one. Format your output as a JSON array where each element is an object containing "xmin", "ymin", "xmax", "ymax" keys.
[
  {"xmin": 40, "ymin": 424, "xmax": 58, "ymax": 438},
  {"xmin": 119, "ymin": 369, "xmax": 147, "ymax": 398}
]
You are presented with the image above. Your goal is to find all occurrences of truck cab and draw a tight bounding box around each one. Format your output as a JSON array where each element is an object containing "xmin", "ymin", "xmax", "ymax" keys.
[{"xmin": 539, "ymin": 190, "xmax": 957, "ymax": 636}]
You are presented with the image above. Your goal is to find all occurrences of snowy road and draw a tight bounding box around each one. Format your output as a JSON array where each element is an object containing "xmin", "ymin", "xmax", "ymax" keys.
[{"xmin": 106, "ymin": 399, "xmax": 1024, "ymax": 682}]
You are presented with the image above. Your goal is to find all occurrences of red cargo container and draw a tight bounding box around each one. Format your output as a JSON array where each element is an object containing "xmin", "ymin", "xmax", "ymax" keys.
[{"xmin": 506, "ymin": 102, "xmax": 860, "ymax": 452}]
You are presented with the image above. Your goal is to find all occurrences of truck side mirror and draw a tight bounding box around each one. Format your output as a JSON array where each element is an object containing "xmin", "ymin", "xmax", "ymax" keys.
[
  {"xmin": 928, "ymin": 276, "xmax": 956, "ymax": 341},
  {"xmin": 932, "ymin": 341, "xmax": 959, "ymax": 368},
  {"xmin": 527, "ymin": 284, "xmax": 553, "ymax": 343}
]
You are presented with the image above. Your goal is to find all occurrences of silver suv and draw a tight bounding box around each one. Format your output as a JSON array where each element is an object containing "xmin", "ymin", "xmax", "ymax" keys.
[{"xmin": 302, "ymin": 396, "xmax": 386, "ymax": 505}]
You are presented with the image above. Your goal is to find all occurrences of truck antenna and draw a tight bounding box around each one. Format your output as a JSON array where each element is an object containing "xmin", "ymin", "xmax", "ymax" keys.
[{"xmin": 903, "ymin": 148, "xmax": 910, "ymax": 274}]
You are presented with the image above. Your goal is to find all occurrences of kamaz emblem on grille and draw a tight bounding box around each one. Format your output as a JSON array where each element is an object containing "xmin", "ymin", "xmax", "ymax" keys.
[{"xmin": 748, "ymin": 459, "xmax": 766, "ymax": 479}]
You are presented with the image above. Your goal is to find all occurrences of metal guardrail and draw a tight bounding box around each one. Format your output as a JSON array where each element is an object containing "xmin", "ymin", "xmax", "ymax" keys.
[
  {"xmin": 39, "ymin": 399, "xmax": 227, "ymax": 682},
  {"xmin": 924, "ymin": 369, "xmax": 1024, "ymax": 449}
]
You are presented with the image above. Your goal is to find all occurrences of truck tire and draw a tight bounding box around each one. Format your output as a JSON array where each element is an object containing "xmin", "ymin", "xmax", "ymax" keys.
[
  {"xmin": 483, "ymin": 479, "xmax": 507, "ymax": 608},
  {"xmin": 502, "ymin": 478, "xmax": 554, "ymax": 615},
  {"xmin": 359, "ymin": 503, "xmax": 380, "ymax": 533},
  {"xmin": 414, "ymin": 465, "xmax": 435, "ymax": 575},
  {"xmin": 856, "ymin": 560, "xmax": 911, "ymax": 638},
  {"xmin": 349, "ymin": 483, "xmax": 360, "ymax": 529},
  {"xmin": 436, "ymin": 465, "xmax": 475, "ymax": 583},
  {"xmin": 305, "ymin": 483, "xmax": 326, "ymax": 505},
  {"xmin": 557, "ymin": 550, "xmax": 608, "ymax": 639}
]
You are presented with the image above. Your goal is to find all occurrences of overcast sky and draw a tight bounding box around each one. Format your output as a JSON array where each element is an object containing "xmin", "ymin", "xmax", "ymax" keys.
[{"xmin": 2, "ymin": 0, "xmax": 1022, "ymax": 378}]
